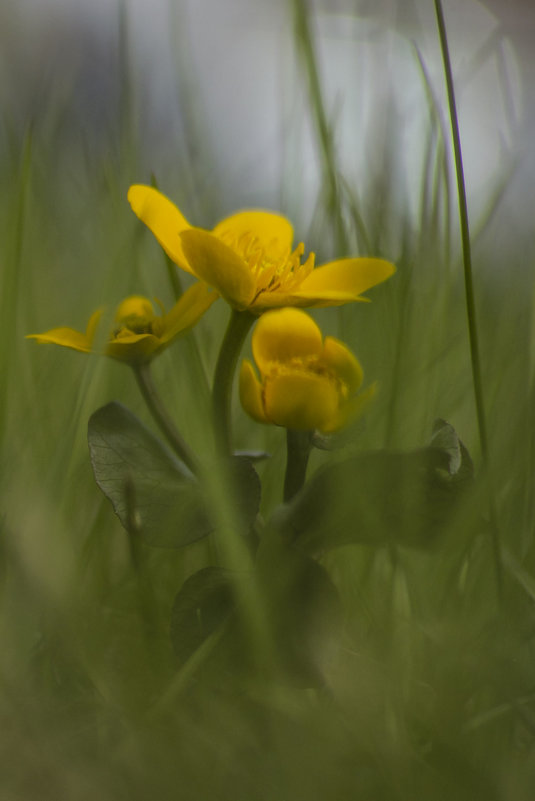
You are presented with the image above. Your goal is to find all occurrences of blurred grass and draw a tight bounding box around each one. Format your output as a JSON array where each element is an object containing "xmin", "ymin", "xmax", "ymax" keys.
[{"xmin": 1, "ymin": 2, "xmax": 535, "ymax": 800}]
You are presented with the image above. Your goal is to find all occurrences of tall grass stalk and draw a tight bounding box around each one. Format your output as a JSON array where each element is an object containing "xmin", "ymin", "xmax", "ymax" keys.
[{"xmin": 434, "ymin": 0, "xmax": 503, "ymax": 598}]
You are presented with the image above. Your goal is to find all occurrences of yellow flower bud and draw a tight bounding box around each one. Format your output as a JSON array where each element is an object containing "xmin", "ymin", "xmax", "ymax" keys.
[
  {"xmin": 27, "ymin": 283, "xmax": 216, "ymax": 365},
  {"xmin": 239, "ymin": 308, "xmax": 375, "ymax": 433}
]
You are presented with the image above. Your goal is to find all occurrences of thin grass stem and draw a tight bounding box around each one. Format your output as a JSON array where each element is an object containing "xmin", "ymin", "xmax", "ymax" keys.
[{"xmin": 434, "ymin": 0, "xmax": 503, "ymax": 599}]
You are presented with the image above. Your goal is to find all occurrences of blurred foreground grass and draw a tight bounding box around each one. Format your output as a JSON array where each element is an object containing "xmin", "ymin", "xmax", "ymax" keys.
[{"xmin": 1, "ymin": 2, "xmax": 535, "ymax": 799}]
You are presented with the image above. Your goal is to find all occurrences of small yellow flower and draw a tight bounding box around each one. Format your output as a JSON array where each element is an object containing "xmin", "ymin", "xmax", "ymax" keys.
[
  {"xmin": 239, "ymin": 308, "xmax": 375, "ymax": 433},
  {"xmin": 27, "ymin": 281, "xmax": 215, "ymax": 365},
  {"xmin": 128, "ymin": 185, "xmax": 395, "ymax": 313}
]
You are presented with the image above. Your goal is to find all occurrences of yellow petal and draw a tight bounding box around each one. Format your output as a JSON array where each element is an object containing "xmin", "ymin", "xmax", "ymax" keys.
[
  {"xmin": 250, "ymin": 290, "xmax": 369, "ymax": 310},
  {"xmin": 239, "ymin": 360, "xmax": 268, "ymax": 423},
  {"xmin": 26, "ymin": 327, "xmax": 92, "ymax": 353},
  {"xmin": 26, "ymin": 309, "xmax": 103, "ymax": 354},
  {"xmin": 161, "ymin": 281, "xmax": 217, "ymax": 343},
  {"xmin": 86, "ymin": 308, "xmax": 104, "ymax": 343},
  {"xmin": 127, "ymin": 185, "xmax": 194, "ymax": 274},
  {"xmin": 263, "ymin": 372, "xmax": 339, "ymax": 431},
  {"xmin": 292, "ymin": 257, "xmax": 395, "ymax": 303},
  {"xmin": 252, "ymin": 308, "xmax": 323, "ymax": 376},
  {"xmin": 106, "ymin": 333, "xmax": 161, "ymax": 363},
  {"xmin": 180, "ymin": 229, "xmax": 256, "ymax": 310},
  {"xmin": 322, "ymin": 382, "xmax": 377, "ymax": 433},
  {"xmin": 213, "ymin": 210, "xmax": 294, "ymax": 258},
  {"xmin": 322, "ymin": 337, "xmax": 363, "ymax": 395}
]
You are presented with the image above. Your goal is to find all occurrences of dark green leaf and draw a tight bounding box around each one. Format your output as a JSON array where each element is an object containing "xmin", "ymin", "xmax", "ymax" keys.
[
  {"xmin": 88, "ymin": 402, "xmax": 213, "ymax": 547},
  {"xmin": 256, "ymin": 534, "xmax": 342, "ymax": 687},
  {"xmin": 276, "ymin": 422, "xmax": 474, "ymax": 553},
  {"xmin": 170, "ymin": 566, "xmax": 236, "ymax": 664},
  {"xmin": 170, "ymin": 543, "xmax": 341, "ymax": 686}
]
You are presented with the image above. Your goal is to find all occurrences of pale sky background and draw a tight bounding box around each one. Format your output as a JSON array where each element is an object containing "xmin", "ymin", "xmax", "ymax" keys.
[{"xmin": 1, "ymin": 0, "xmax": 533, "ymax": 252}]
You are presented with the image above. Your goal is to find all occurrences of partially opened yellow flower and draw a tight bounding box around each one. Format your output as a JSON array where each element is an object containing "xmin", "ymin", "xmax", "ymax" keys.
[
  {"xmin": 27, "ymin": 281, "xmax": 215, "ymax": 365},
  {"xmin": 239, "ymin": 308, "xmax": 375, "ymax": 433},
  {"xmin": 128, "ymin": 185, "xmax": 395, "ymax": 313}
]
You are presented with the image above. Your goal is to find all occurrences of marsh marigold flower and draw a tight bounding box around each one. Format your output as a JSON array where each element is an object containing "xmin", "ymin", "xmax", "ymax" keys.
[
  {"xmin": 128, "ymin": 185, "xmax": 395, "ymax": 312},
  {"xmin": 27, "ymin": 281, "xmax": 215, "ymax": 365},
  {"xmin": 239, "ymin": 308, "xmax": 375, "ymax": 433}
]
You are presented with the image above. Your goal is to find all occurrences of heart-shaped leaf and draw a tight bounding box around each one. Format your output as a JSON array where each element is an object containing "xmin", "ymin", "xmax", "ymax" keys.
[
  {"xmin": 170, "ymin": 566, "xmax": 236, "ymax": 664},
  {"xmin": 88, "ymin": 402, "xmax": 262, "ymax": 549},
  {"xmin": 88, "ymin": 402, "xmax": 212, "ymax": 547},
  {"xmin": 275, "ymin": 422, "xmax": 474, "ymax": 553},
  {"xmin": 256, "ymin": 534, "xmax": 342, "ymax": 687}
]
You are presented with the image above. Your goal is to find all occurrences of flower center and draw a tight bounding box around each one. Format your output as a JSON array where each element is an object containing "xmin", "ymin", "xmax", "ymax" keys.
[
  {"xmin": 220, "ymin": 231, "xmax": 315, "ymax": 297},
  {"xmin": 266, "ymin": 355, "xmax": 349, "ymax": 400}
]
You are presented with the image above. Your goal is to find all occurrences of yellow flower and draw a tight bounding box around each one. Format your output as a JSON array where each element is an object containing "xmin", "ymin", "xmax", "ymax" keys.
[
  {"xmin": 27, "ymin": 281, "xmax": 215, "ymax": 365},
  {"xmin": 128, "ymin": 185, "xmax": 395, "ymax": 312},
  {"xmin": 239, "ymin": 308, "xmax": 375, "ymax": 433}
]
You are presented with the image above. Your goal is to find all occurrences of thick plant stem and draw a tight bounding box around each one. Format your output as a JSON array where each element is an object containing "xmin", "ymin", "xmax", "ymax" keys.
[
  {"xmin": 134, "ymin": 363, "xmax": 198, "ymax": 474},
  {"xmin": 284, "ymin": 429, "xmax": 312, "ymax": 503},
  {"xmin": 434, "ymin": 0, "xmax": 503, "ymax": 599},
  {"xmin": 212, "ymin": 309, "xmax": 255, "ymax": 455}
]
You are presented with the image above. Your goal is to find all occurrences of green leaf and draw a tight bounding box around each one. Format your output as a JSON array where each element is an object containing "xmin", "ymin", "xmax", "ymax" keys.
[
  {"xmin": 170, "ymin": 566, "xmax": 236, "ymax": 665},
  {"xmin": 256, "ymin": 535, "xmax": 342, "ymax": 687},
  {"xmin": 275, "ymin": 422, "xmax": 474, "ymax": 553},
  {"xmin": 88, "ymin": 402, "xmax": 213, "ymax": 547},
  {"xmin": 88, "ymin": 403, "xmax": 262, "ymax": 549},
  {"xmin": 170, "ymin": 544, "xmax": 341, "ymax": 686}
]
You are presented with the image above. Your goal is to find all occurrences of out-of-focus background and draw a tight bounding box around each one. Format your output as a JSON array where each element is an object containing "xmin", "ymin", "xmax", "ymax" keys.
[{"xmin": 1, "ymin": 0, "xmax": 533, "ymax": 230}]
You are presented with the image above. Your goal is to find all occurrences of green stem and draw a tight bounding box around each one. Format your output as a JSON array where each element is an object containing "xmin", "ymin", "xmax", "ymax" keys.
[
  {"xmin": 212, "ymin": 309, "xmax": 255, "ymax": 455},
  {"xmin": 284, "ymin": 429, "xmax": 312, "ymax": 503},
  {"xmin": 434, "ymin": 0, "xmax": 503, "ymax": 599},
  {"xmin": 133, "ymin": 362, "xmax": 198, "ymax": 474}
]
